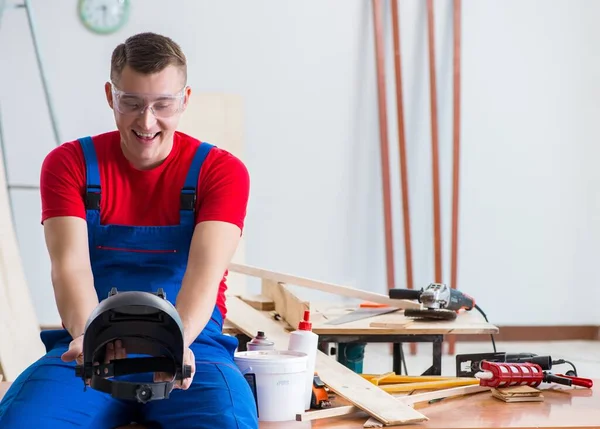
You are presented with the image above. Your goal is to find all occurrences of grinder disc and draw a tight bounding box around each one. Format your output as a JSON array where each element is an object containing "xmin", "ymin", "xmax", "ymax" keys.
[{"xmin": 404, "ymin": 309, "xmax": 457, "ymax": 321}]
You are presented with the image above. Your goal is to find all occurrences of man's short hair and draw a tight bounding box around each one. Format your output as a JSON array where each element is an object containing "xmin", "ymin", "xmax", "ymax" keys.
[{"xmin": 110, "ymin": 32, "xmax": 187, "ymax": 86}]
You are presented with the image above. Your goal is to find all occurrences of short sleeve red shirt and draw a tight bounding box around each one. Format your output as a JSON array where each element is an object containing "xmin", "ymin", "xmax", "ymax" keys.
[{"xmin": 40, "ymin": 130, "xmax": 250, "ymax": 319}]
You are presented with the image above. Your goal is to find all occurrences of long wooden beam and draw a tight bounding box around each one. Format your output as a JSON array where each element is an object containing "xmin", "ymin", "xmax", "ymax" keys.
[{"xmin": 228, "ymin": 263, "xmax": 421, "ymax": 310}]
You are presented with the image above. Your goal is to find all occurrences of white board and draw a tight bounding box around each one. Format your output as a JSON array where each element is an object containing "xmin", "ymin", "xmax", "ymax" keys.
[{"xmin": 177, "ymin": 93, "xmax": 247, "ymax": 296}]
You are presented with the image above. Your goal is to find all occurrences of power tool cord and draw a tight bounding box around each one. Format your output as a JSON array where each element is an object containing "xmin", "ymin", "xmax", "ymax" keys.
[
  {"xmin": 552, "ymin": 359, "xmax": 578, "ymax": 376},
  {"xmin": 474, "ymin": 304, "xmax": 497, "ymax": 353}
]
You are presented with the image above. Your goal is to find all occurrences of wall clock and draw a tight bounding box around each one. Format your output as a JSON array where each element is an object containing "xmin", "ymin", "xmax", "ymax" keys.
[{"xmin": 78, "ymin": 0, "xmax": 130, "ymax": 35}]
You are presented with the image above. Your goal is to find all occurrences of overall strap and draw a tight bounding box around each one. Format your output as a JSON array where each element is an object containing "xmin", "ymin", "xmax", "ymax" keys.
[
  {"xmin": 78, "ymin": 136, "xmax": 102, "ymax": 224},
  {"xmin": 180, "ymin": 142, "xmax": 214, "ymax": 225}
]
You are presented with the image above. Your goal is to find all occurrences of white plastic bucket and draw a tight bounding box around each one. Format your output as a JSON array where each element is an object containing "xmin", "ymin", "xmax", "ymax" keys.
[{"xmin": 234, "ymin": 350, "xmax": 308, "ymax": 422}]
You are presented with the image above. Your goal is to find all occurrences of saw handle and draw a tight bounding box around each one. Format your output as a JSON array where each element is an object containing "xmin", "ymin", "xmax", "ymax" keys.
[{"xmin": 389, "ymin": 289, "xmax": 422, "ymax": 301}]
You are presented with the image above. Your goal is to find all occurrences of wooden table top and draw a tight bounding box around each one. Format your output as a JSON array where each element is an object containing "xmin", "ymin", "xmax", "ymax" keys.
[
  {"xmin": 2, "ymin": 381, "xmax": 598, "ymax": 428},
  {"xmin": 310, "ymin": 305, "xmax": 499, "ymax": 336},
  {"xmin": 224, "ymin": 305, "xmax": 499, "ymax": 337}
]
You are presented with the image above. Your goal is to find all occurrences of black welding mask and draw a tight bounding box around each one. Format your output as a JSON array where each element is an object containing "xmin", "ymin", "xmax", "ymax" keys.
[{"xmin": 75, "ymin": 288, "xmax": 192, "ymax": 403}]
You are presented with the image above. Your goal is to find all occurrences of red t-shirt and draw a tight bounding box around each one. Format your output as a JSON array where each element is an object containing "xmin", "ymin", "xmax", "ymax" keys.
[{"xmin": 40, "ymin": 130, "xmax": 250, "ymax": 320}]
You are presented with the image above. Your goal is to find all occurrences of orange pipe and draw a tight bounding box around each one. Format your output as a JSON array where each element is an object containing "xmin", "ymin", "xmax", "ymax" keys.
[
  {"xmin": 391, "ymin": 0, "xmax": 417, "ymax": 358},
  {"xmin": 427, "ymin": 0, "xmax": 442, "ymax": 284},
  {"xmin": 449, "ymin": 0, "xmax": 462, "ymax": 356},
  {"xmin": 391, "ymin": 0, "xmax": 413, "ymax": 292},
  {"xmin": 372, "ymin": 0, "xmax": 396, "ymax": 290}
]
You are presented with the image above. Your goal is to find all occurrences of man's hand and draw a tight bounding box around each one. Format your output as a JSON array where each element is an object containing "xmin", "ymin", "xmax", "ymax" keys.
[
  {"xmin": 61, "ymin": 336, "xmax": 127, "ymax": 367},
  {"xmin": 154, "ymin": 347, "xmax": 196, "ymax": 390},
  {"xmin": 61, "ymin": 334, "xmax": 84, "ymax": 365}
]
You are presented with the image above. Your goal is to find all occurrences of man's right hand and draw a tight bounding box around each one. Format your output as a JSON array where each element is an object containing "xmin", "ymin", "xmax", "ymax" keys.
[{"xmin": 61, "ymin": 336, "xmax": 127, "ymax": 366}]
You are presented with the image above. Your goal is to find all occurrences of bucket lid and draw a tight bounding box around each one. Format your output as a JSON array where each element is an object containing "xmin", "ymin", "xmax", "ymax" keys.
[{"xmin": 234, "ymin": 350, "xmax": 307, "ymax": 365}]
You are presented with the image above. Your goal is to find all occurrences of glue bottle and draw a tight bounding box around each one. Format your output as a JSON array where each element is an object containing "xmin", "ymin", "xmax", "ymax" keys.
[{"xmin": 287, "ymin": 310, "xmax": 319, "ymax": 411}]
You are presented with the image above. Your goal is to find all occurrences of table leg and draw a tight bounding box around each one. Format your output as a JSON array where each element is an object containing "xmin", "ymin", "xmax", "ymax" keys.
[
  {"xmin": 421, "ymin": 336, "xmax": 443, "ymax": 375},
  {"xmin": 392, "ymin": 343, "xmax": 406, "ymax": 375}
]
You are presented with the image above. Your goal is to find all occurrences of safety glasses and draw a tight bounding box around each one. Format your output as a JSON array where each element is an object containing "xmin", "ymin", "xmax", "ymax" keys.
[{"xmin": 111, "ymin": 83, "xmax": 187, "ymax": 118}]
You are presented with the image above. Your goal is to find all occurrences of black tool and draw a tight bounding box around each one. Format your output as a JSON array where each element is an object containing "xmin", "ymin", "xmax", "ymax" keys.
[
  {"xmin": 75, "ymin": 288, "xmax": 192, "ymax": 403},
  {"xmin": 389, "ymin": 283, "xmax": 475, "ymax": 321},
  {"xmin": 456, "ymin": 351, "xmax": 579, "ymax": 378}
]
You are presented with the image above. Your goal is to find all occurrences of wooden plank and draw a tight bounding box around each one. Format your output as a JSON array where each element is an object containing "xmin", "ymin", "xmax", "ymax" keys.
[
  {"xmin": 0, "ymin": 141, "xmax": 46, "ymax": 381},
  {"xmin": 400, "ymin": 384, "xmax": 489, "ymax": 406},
  {"xmin": 297, "ymin": 385, "xmax": 490, "ymax": 423},
  {"xmin": 178, "ymin": 93, "xmax": 247, "ymax": 296},
  {"xmin": 239, "ymin": 294, "xmax": 275, "ymax": 311},
  {"xmin": 368, "ymin": 310, "xmax": 499, "ymax": 335},
  {"xmin": 261, "ymin": 279, "xmax": 310, "ymax": 330},
  {"xmin": 228, "ymin": 263, "xmax": 421, "ymax": 310},
  {"xmin": 225, "ymin": 295, "xmax": 428, "ymax": 426},
  {"xmin": 297, "ymin": 405, "xmax": 358, "ymax": 422}
]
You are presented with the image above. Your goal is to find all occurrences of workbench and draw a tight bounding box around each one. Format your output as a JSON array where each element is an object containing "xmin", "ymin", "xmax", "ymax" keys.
[{"xmin": 226, "ymin": 304, "xmax": 499, "ymax": 376}]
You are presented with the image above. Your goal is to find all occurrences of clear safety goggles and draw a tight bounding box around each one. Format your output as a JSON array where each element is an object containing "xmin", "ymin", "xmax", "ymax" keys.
[{"xmin": 111, "ymin": 84, "xmax": 187, "ymax": 118}]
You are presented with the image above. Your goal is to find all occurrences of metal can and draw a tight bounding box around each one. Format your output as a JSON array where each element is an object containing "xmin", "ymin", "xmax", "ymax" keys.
[{"xmin": 246, "ymin": 330, "xmax": 275, "ymax": 351}]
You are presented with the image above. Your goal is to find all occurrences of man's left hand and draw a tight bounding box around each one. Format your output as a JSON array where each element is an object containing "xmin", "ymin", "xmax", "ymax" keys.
[{"xmin": 155, "ymin": 346, "xmax": 196, "ymax": 390}]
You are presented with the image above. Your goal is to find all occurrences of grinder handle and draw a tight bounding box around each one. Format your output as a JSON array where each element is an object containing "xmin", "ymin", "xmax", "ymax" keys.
[{"xmin": 389, "ymin": 288, "xmax": 422, "ymax": 301}]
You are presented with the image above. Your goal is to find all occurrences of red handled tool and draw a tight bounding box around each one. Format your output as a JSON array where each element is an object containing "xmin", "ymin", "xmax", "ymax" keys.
[
  {"xmin": 475, "ymin": 361, "xmax": 593, "ymax": 389},
  {"xmin": 555, "ymin": 374, "xmax": 594, "ymax": 389}
]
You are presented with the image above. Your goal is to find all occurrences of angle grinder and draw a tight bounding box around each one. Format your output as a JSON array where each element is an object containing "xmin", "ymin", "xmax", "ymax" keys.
[{"xmin": 389, "ymin": 283, "xmax": 475, "ymax": 321}]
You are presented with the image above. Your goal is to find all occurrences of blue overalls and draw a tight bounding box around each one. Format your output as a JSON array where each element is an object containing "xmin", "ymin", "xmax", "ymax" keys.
[{"xmin": 0, "ymin": 137, "xmax": 258, "ymax": 429}]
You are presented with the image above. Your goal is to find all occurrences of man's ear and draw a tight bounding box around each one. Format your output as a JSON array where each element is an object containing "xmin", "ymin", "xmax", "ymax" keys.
[
  {"xmin": 182, "ymin": 86, "xmax": 192, "ymax": 112},
  {"xmin": 105, "ymin": 82, "xmax": 114, "ymax": 108}
]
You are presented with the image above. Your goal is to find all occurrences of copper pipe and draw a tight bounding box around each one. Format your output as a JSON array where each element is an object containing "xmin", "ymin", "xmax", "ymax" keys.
[
  {"xmin": 391, "ymin": 0, "xmax": 413, "ymax": 292},
  {"xmin": 449, "ymin": 0, "xmax": 462, "ymax": 356},
  {"xmin": 426, "ymin": 0, "xmax": 442, "ymax": 283},
  {"xmin": 391, "ymin": 0, "xmax": 417, "ymax": 358},
  {"xmin": 372, "ymin": 0, "xmax": 396, "ymax": 290}
]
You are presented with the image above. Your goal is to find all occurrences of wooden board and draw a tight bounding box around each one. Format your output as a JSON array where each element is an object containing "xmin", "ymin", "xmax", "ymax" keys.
[
  {"xmin": 239, "ymin": 294, "xmax": 275, "ymax": 311},
  {"xmin": 228, "ymin": 263, "xmax": 421, "ymax": 310},
  {"xmin": 0, "ymin": 142, "xmax": 45, "ymax": 381},
  {"xmin": 367, "ymin": 310, "xmax": 499, "ymax": 335},
  {"xmin": 177, "ymin": 93, "xmax": 247, "ymax": 296},
  {"xmin": 261, "ymin": 279, "xmax": 310, "ymax": 330},
  {"xmin": 225, "ymin": 295, "xmax": 428, "ymax": 426},
  {"xmin": 221, "ymin": 303, "xmax": 499, "ymax": 338}
]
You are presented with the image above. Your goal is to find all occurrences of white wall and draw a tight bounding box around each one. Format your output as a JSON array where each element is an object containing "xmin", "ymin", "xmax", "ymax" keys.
[{"xmin": 1, "ymin": 0, "xmax": 599, "ymax": 327}]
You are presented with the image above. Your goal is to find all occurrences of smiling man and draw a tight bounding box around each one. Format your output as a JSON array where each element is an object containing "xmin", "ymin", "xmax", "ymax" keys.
[{"xmin": 0, "ymin": 32, "xmax": 258, "ymax": 428}]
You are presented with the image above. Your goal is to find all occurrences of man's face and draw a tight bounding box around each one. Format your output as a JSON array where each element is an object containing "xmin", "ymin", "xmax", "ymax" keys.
[{"xmin": 105, "ymin": 65, "xmax": 191, "ymax": 169}]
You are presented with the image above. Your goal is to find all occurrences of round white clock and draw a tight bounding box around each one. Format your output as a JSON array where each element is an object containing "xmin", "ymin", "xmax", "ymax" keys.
[{"xmin": 78, "ymin": 0, "xmax": 130, "ymax": 35}]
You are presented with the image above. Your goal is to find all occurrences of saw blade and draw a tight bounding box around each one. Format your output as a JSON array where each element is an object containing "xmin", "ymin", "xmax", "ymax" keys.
[
  {"xmin": 324, "ymin": 307, "xmax": 401, "ymax": 325},
  {"xmin": 404, "ymin": 308, "xmax": 457, "ymax": 321}
]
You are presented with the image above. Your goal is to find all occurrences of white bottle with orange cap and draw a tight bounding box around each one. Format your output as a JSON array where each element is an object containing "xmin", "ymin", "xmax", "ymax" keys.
[{"xmin": 287, "ymin": 310, "xmax": 319, "ymax": 411}]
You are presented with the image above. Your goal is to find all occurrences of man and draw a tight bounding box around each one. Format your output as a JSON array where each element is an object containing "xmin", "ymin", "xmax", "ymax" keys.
[{"xmin": 0, "ymin": 32, "xmax": 258, "ymax": 428}]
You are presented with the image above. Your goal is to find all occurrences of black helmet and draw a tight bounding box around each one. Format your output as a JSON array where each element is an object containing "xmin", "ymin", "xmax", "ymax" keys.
[{"xmin": 75, "ymin": 288, "xmax": 192, "ymax": 403}]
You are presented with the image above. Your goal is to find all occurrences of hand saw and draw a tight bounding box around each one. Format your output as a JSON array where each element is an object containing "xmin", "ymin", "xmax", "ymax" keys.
[{"xmin": 324, "ymin": 307, "xmax": 401, "ymax": 325}]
